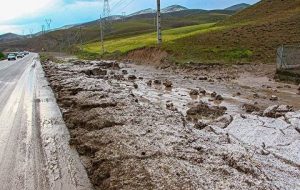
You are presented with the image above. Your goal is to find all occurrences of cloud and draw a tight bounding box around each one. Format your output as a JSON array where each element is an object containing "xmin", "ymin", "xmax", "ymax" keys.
[{"xmin": 0, "ymin": 0, "xmax": 60, "ymax": 24}]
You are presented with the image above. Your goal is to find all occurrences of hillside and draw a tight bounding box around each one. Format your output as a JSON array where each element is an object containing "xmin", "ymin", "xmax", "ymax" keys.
[
  {"xmin": 0, "ymin": 7, "xmax": 235, "ymax": 52},
  {"xmin": 79, "ymin": 0, "xmax": 300, "ymax": 64},
  {"xmin": 0, "ymin": 33, "xmax": 24, "ymax": 43},
  {"xmin": 167, "ymin": 0, "xmax": 300, "ymax": 63},
  {"xmin": 225, "ymin": 3, "xmax": 250, "ymax": 11}
]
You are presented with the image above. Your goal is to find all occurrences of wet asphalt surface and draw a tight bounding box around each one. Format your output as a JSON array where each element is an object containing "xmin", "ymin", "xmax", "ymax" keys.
[{"xmin": 0, "ymin": 54, "xmax": 92, "ymax": 190}]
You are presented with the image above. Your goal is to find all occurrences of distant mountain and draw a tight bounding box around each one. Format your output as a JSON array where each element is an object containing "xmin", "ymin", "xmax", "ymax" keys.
[
  {"xmin": 162, "ymin": 5, "xmax": 188, "ymax": 13},
  {"xmin": 0, "ymin": 33, "xmax": 24, "ymax": 43},
  {"xmin": 225, "ymin": 3, "xmax": 250, "ymax": 11},
  {"xmin": 130, "ymin": 5, "xmax": 189, "ymax": 16},
  {"xmin": 129, "ymin": 8, "xmax": 155, "ymax": 16}
]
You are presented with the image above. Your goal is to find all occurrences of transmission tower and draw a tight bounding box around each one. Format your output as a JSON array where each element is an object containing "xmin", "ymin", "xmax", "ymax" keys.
[
  {"xmin": 45, "ymin": 19, "xmax": 52, "ymax": 31},
  {"xmin": 103, "ymin": 0, "xmax": 112, "ymax": 33}
]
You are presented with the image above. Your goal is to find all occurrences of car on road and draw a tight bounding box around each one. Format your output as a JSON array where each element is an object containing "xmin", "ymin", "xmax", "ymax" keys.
[
  {"xmin": 16, "ymin": 53, "xmax": 24, "ymax": 59},
  {"xmin": 7, "ymin": 53, "xmax": 17, "ymax": 61}
]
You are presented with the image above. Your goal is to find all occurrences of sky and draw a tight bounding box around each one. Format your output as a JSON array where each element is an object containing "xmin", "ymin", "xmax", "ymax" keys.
[{"xmin": 0, "ymin": 0, "xmax": 260, "ymax": 35}]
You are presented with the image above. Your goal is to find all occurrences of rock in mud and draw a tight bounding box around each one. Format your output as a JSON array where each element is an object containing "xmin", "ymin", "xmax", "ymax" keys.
[
  {"xmin": 212, "ymin": 114, "xmax": 233, "ymax": 128},
  {"xmin": 242, "ymin": 103, "xmax": 260, "ymax": 113},
  {"xmin": 133, "ymin": 83, "xmax": 138, "ymax": 89},
  {"xmin": 121, "ymin": 70, "xmax": 128, "ymax": 75},
  {"xmin": 215, "ymin": 94, "xmax": 224, "ymax": 101},
  {"xmin": 211, "ymin": 91, "xmax": 217, "ymax": 98},
  {"xmin": 166, "ymin": 102, "xmax": 177, "ymax": 111},
  {"xmin": 263, "ymin": 105, "xmax": 293, "ymax": 118},
  {"xmin": 153, "ymin": 79, "xmax": 162, "ymax": 85},
  {"xmin": 194, "ymin": 122, "xmax": 207, "ymax": 130},
  {"xmin": 128, "ymin": 75, "xmax": 137, "ymax": 80},
  {"xmin": 253, "ymin": 93, "xmax": 259, "ymax": 98},
  {"xmin": 146, "ymin": 80, "xmax": 152, "ymax": 86},
  {"xmin": 198, "ymin": 76, "xmax": 208, "ymax": 81},
  {"xmin": 187, "ymin": 102, "xmax": 226, "ymax": 119},
  {"xmin": 270, "ymin": 95, "xmax": 278, "ymax": 101},
  {"xmin": 189, "ymin": 89, "xmax": 199, "ymax": 96},
  {"xmin": 163, "ymin": 80, "xmax": 173, "ymax": 88},
  {"xmin": 199, "ymin": 88, "xmax": 206, "ymax": 95},
  {"xmin": 82, "ymin": 68, "xmax": 107, "ymax": 76}
]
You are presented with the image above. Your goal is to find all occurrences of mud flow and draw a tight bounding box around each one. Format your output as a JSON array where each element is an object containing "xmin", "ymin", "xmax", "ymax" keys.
[{"xmin": 42, "ymin": 58, "xmax": 300, "ymax": 190}]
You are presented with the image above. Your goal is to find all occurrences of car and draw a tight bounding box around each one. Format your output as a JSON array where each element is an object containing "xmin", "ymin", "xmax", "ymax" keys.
[
  {"xmin": 16, "ymin": 53, "xmax": 24, "ymax": 58},
  {"xmin": 7, "ymin": 53, "xmax": 17, "ymax": 61}
]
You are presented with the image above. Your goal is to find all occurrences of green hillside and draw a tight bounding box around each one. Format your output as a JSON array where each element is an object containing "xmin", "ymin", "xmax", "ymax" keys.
[
  {"xmin": 0, "ymin": 9, "xmax": 234, "ymax": 52},
  {"xmin": 82, "ymin": 0, "xmax": 300, "ymax": 64}
]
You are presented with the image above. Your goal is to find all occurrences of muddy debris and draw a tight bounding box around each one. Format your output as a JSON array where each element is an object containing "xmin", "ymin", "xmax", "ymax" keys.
[
  {"xmin": 146, "ymin": 80, "xmax": 152, "ymax": 86},
  {"xmin": 215, "ymin": 94, "xmax": 224, "ymax": 101},
  {"xmin": 133, "ymin": 83, "xmax": 138, "ymax": 89},
  {"xmin": 186, "ymin": 101, "xmax": 226, "ymax": 119},
  {"xmin": 198, "ymin": 76, "xmax": 208, "ymax": 80},
  {"xmin": 270, "ymin": 95, "xmax": 278, "ymax": 101},
  {"xmin": 42, "ymin": 59, "xmax": 300, "ymax": 190},
  {"xmin": 199, "ymin": 88, "xmax": 206, "ymax": 95},
  {"xmin": 128, "ymin": 75, "xmax": 137, "ymax": 80},
  {"xmin": 242, "ymin": 103, "xmax": 260, "ymax": 113},
  {"xmin": 263, "ymin": 105, "xmax": 294, "ymax": 118},
  {"xmin": 211, "ymin": 91, "xmax": 217, "ymax": 98},
  {"xmin": 163, "ymin": 80, "xmax": 173, "ymax": 88},
  {"xmin": 189, "ymin": 89, "xmax": 199, "ymax": 96},
  {"xmin": 121, "ymin": 70, "xmax": 128, "ymax": 75},
  {"xmin": 153, "ymin": 79, "xmax": 162, "ymax": 85},
  {"xmin": 193, "ymin": 121, "xmax": 208, "ymax": 130}
]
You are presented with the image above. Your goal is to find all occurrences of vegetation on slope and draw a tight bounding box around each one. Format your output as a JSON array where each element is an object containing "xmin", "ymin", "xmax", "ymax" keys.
[
  {"xmin": 81, "ymin": 0, "xmax": 300, "ymax": 64},
  {"xmin": 0, "ymin": 52, "xmax": 5, "ymax": 60}
]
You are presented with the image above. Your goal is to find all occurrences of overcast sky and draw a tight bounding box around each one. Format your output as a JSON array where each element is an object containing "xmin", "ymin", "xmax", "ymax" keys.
[{"xmin": 0, "ymin": 0, "xmax": 260, "ymax": 35}]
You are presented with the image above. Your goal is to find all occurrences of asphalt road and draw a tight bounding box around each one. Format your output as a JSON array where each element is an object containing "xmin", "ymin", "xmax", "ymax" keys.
[{"xmin": 0, "ymin": 54, "xmax": 92, "ymax": 190}]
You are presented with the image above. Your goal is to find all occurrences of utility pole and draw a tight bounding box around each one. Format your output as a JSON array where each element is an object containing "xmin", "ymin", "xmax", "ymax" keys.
[
  {"xmin": 79, "ymin": 27, "xmax": 83, "ymax": 50},
  {"xmin": 156, "ymin": 0, "xmax": 162, "ymax": 45},
  {"xmin": 100, "ymin": 16, "xmax": 105, "ymax": 54},
  {"xmin": 41, "ymin": 25, "xmax": 45, "ymax": 35},
  {"xmin": 29, "ymin": 29, "xmax": 33, "ymax": 38},
  {"xmin": 122, "ymin": 12, "xmax": 126, "ymax": 22}
]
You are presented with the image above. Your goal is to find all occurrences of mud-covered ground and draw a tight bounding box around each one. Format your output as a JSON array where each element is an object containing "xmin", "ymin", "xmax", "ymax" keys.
[{"xmin": 42, "ymin": 59, "xmax": 300, "ymax": 190}]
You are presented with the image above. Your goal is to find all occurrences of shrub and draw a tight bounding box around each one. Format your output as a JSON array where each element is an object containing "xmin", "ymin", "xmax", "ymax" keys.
[{"xmin": 0, "ymin": 52, "xmax": 5, "ymax": 60}]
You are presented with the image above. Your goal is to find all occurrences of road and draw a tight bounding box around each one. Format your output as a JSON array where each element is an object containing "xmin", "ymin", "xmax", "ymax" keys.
[{"xmin": 0, "ymin": 54, "xmax": 92, "ymax": 190}]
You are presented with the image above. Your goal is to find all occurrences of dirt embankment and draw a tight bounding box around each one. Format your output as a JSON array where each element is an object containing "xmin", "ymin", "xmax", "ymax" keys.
[{"xmin": 42, "ymin": 59, "xmax": 300, "ymax": 190}]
